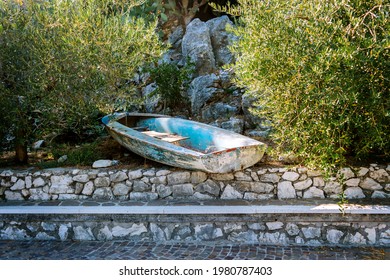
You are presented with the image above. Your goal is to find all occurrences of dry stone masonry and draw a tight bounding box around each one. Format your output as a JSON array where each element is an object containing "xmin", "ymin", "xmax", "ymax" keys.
[{"xmin": 1, "ymin": 164, "xmax": 389, "ymax": 202}]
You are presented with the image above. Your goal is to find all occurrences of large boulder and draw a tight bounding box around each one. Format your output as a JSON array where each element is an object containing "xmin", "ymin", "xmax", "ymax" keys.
[
  {"xmin": 188, "ymin": 74, "xmax": 223, "ymax": 116},
  {"xmin": 182, "ymin": 19, "xmax": 216, "ymax": 76},
  {"xmin": 206, "ymin": 15, "xmax": 238, "ymax": 67}
]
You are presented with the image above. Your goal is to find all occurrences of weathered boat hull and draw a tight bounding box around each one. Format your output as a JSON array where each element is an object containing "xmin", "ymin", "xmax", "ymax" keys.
[{"xmin": 102, "ymin": 113, "xmax": 266, "ymax": 173}]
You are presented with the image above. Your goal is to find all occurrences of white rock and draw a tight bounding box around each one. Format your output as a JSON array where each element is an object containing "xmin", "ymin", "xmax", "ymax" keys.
[
  {"xmin": 294, "ymin": 179, "xmax": 313, "ymax": 190},
  {"xmin": 191, "ymin": 171, "xmax": 208, "ymax": 184},
  {"xmin": 81, "ymin": 181, "xmax": 94, "ymax": 196},
  {"xmin": 327, "ymin": 229, "xmax": 344, "ymax": 243},
  {"xmin": 10, "ymin": 179, "xmax": 25, "ymax": 190},
  {"xmin": 112, "ymin": 224, "xmax": 147, "ymax": 237},
  {"xmin": 94, "ymin": 177, "xmax": 110, "ymax": 188},
  {"xmin": 25, "ymin": 176, "xmax": 32, "ymax": 189},
  {"xmin": 260, "ymin": 173, "xmax": 280, "ymax": 183},
  {"xmin": 128, "ymin": 169, "xmax": 143, "ymax": 180},
  {"xmin": 5, "ymin": 191, "xmax": 24, "ymax": 201},
  {"xmin": 57, "ymin": 155, "xmax": 68, "ymax": 163},
  {"xmin": 73, "ymin": 174, "xmax": 89, "ymax": 183},
  {"xmin": 372, "ymin": 191, "xmax": 388, "ymax": 199},
  {"xmin": 345, "ymin": 178, "xmax": 360, "ymax": 187},
  {"xmin": 113, "ymin": 183, "xmax": 131, "ymax": 196},
  {"xmin": 286, "ymin": 223, "xmax": 300, "ymax": 236},
  {"xmin": 210, "ymin": 173, "xmax": 235, "ymax": 181},
  {"xmin": 358, "ymin": 167, "xmax": 369, "ymax": 177},
  {"xmin": 307, "ymin": 170, "xmax": 322, "ymax": 177},
  {"xmin": 167, "ymin": 172, "xmax": 191, "ymax": 185},
  {"xmin": 109, "ymin": 171, "xmax": 128, "ymax": 182},
  {"xmin": 59, "ymin": 224, "xmax": 70, "ymax": 241},
  {"xmin": 234, "ymin": 171, "xmax": 252, "ymax": 181},
  {"xmin": 221, "ymin": 184, "xmax": 243, "ymax": 199},
  {"xmin": 360, "ymin": 178, "xmax": 382, "ymax": 190},
  {"xmin": 282, "ymin": 172, "xmax": 300, "ymax": 181},
  {"xmin": 344, "ymin": 187, "xmax": 365, "ymax": 199},
  {"xmin": 324, "ymin": 181, "xmax": 342, "ymax": 194},
  {"xmin": 129, "ymin": 192, "xmax": 158, "ymax": 200},
  {"xmin": 369, "ymin": 169, "xmax": 389, "ymax": 182},
  {"xmin": 277, "ymin": 181, "xmax": 296, "ymax": 199},
  {"xmin": 32, "ymin": 140, "xmax": 44, "ymax": 150},
  {"xmin": 73, "ymin": 226, "xmax": 95, "ymax": 241},
  {"xmin": 339, "ymin": 167, "xmax": 355, "ymax": 180},
  {"xmin": 49, "ymin": 175, "xmax": 73, "ymax": 194},
  {"xmin": 302, "ymin": 227, "xmax": 321, "ymax": 238},
  {"xmin": 172, "ymin": 184, "xmax": 194, "ymax": 197},
  {"xmin": 29, "ymin": 188, "xmax": 50, "ymax": 201},
  {"xmin": 346, "ymin": 232, "xmax": 367, "ymax": 245},
  {"xmin": 156, "ymin": 170, "xmax": 171, "ymax": 177},
  {"xmin": 365, "ymin": 228, "xmax": 376, "ymax": 244},
  {"xmin": 92, "ymin": 187, "xmax": 114, "ymax": 199},
  {"xmin": 92, "ymin": 159, "xmax": 119, "ymax": 168},
  {"xmin": 303, "ymin": 187, "xmax": 325, "ymax": 199},
  {"xmin": 266, "ymin": 222, "xmax": 283, "ymax": 230},
  {"xmin": 313, "ymin": 177, "xmax": 325, "ymax": 187}
]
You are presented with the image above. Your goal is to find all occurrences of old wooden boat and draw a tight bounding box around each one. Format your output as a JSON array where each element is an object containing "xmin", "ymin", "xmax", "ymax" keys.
[{"xmin": 102, "ymin": 112, "xmax": 266, "ymax": 173}]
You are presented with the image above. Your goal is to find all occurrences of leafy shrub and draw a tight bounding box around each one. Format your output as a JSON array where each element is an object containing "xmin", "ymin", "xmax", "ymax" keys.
[
  {"xmin": 0, "ymin": 0, "xmax": 165, "ymax": 160},
  {"xmin": 146, "ymin": 61, "xmax": 194, "ymax": 112},
  {"xmin": 223, "ymin": 0, "xmax": 389, "ymax": 169}
]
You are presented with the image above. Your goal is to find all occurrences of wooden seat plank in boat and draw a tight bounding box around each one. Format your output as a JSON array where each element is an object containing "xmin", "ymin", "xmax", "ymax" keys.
[{"xmin": 142, "ymin": 130, "xmax": 189, "ymax": 143}]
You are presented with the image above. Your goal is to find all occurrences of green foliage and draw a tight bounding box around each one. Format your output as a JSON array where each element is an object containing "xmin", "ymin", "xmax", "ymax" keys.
[
  {"xmin": 146, "ymin": 61, "xmax": 194, "ymax": 111},
  {"xmin": 0, "ymin": 0, "xmax": 165, "ymax": 151},
  {"xmin": 224, "ymin": 0, "xmax": 389, "ymax": 170}
]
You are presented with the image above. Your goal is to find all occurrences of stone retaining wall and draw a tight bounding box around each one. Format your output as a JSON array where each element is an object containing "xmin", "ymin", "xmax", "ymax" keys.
[
  {"xmin": 1, "ymin": 164, "xmax": 389, "ymax": 201},
  {"xmin": 1, "ymin": 212, "xmax": 389, "ymax": 246}
]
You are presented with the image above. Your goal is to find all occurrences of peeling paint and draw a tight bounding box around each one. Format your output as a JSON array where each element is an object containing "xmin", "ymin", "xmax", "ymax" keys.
[{"xmin": 102, "ymin": 113, "xmax": 266, "ymax": 173}]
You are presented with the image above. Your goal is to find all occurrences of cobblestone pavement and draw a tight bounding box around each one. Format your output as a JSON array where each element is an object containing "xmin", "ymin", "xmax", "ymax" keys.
[{"xmin": 0, "ymin": 240, "xmax": 389, "ymax": 260}]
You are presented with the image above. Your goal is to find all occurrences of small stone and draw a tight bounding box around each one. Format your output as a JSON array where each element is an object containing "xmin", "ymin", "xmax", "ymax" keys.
[
  {"xmin": 286, "ymin": 223, "xmax": 300, "ymax": 236},
  {"xmin": 313, "ymin": 177, "xmax": 325, "ymax": 187},
  {"xmin": 266, "ymin": 222, "xmax": 283, "ymax": 230},
  {"xmin": 191, "ymin": 171, "xmax": 208, "ymax": 184},
  {"xmin": 57, "ymin": 155, "xmax": 68, "ymax": 163},
  {"xmin": 282, "ymin": 172, "xmax": 300, "ymax": 182},
  {"xmin": 32, "ymin": 140, "xmax": 45, "ymax": 150},
  {"xmin": 372, "ymin": 191, "xmax": 388, "ymax": 199},
  {"xmin": 302, "ymin": 227, "xmax": 321, "ymax": 239},
  {"xmin": 50, "ymin": 175, "xmax": 73, "ymax": 194},
  {"xmin": 345, "ymin": 178, "xmax": 360, "ymax": 187},
  {"xmin": 193, "ymin": 192, "xmax": 215, "ymax": 200},
  {"xmin": 132, "ymin": 180, "xmax": 151, "ymax": 192},
  {"xmin": 150, "ymin": 176, "xmax": 167, "ymax": 185},
  {"xmin": 112, "ymin": 224, "xmax": 147, "ymax": 237},
  {"xmin": 324, "ymin": 181, "xmax": 342, "ymax": 194},
  {"xmin": 29, "ymin": 188, "xmax": 50, "ymax": 200},
  {"xmin": 141, "ymin": 169, "xmax": 155, "ymax": 177},
  {"xmin": 338, "ymin": 167, "xmax": 355, "ymax": 180},
  {"xmin": 195, "ymin": 179, "xmax": 220, "ymax": 196},
  {"xmin": 129, "ymin": 192, "xmax": 158, "ymax": 200},
  {"xmin": 25, "ymin": 176, "xmax": 32, "ymax": 189},
  {"xmin": 10, "ymin": 179, "xmax": 25, "ymax": 191},
  {"xmin": 74, "ymin": 183, "xmax": 83, "ymax": 195},
  {"xmin": 294, "ymin": 179, "xmax": 313, "ymax": 190},
  {"xmin": 250, "ymin": 182, "xmax": 274, "ymax": 194},
  {"xmin": 94, "ymin": 177, "xmax": 110, "ymax": 188},
  {"xmin": 234, "ymin": 171, "xmax": 252, "ymax": 181},
  {"xmin": 128, "ymin": 169, "xmax": 143, "ymax": 180},
  {"xmin": 156, "ymin": 170, "xmax": 171, "ymax": 177},
  {"xmin": 92, "ymin": 159, "xmax": 119, "ymax": 168},
  {"xmin": 172, "ymin": 184, "xmax": 194, "ymax": 197},
  {"xmin": 358, "ymin": 167, "xmax": 369, "ymax": 177},
  {"xmin": 110, "ymin": 171, "xmax": 128, "ymax": 182},
  {"xmin": 369, "ymin": 169, "xmax": 389, "ymax": 182},
  {"xmin": 113, "ymin": 183, "xmax": 131, "ymax": 196},
  {"xmin": 221, "ymin": 184, "xmax": 243, "ymax": 199},
  {"xmin": 167, "ymin": 172, "xmax": 191, "ymax": 185},
  {"xmin": 260, "ymin": 174, "xmax": 280, "ymax": 183},
  {"xmin": 5, "ymin": 191, "xmax": 24, "ymax": 201},
  {"xmin": 82, "ymin": 181, "xmax": 94, "ymax": 195},
  {"xmin": 157, "ymin": 185, "xmax": 172, "ymax": 198},
  {"xmin": 73, "ymin": 226, "xmax": 95, "ymax": 241},
  {"xmin": 346, "ymin": 232, "xmax": 367, "ymax": 245},
  {"xmin": 344, "ymin": 187, "xmax": 365, "ymax": 199},
  {"xmin": 360, "ymin": 178, "xmax": 382, "ymax": 190},
  {"xmin": 73, "ymin": 174, "xmax": 89, "ymax": 183},
  {"xmin": 250, "ymin": 172, "xmax": 260, "ymax": 181},
  {"xmin": 365, "ymin": 228, "xmax": 376, "ymax": 244},
  {"xmin": 303, "ymin": 187, "xmax": 325, "ymax": 199},
  {"xmin": 59, "ymin": 224, "xmax": 70, "ymax": 241},
  {"xmin": 327, "ymin": 229, "xmax": 344, "ymax": 244},
  {"xmin": 277, "ymin": 181, "xmax": 296, "ymax": 199},
  {"xmin": 92, "ymin": 187, "xmax": 114, "ymax": 199}
]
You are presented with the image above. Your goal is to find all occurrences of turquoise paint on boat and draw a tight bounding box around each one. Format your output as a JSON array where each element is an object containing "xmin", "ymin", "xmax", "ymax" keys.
[{"xmin": 102, "ymin": 113, "xmax": 266, "ymax": 173}]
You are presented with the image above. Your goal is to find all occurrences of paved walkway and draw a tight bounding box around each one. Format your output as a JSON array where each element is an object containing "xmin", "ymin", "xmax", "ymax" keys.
[{"xmin": 0, "ymin": 240, "xmax": 389, "ymax": 260}]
